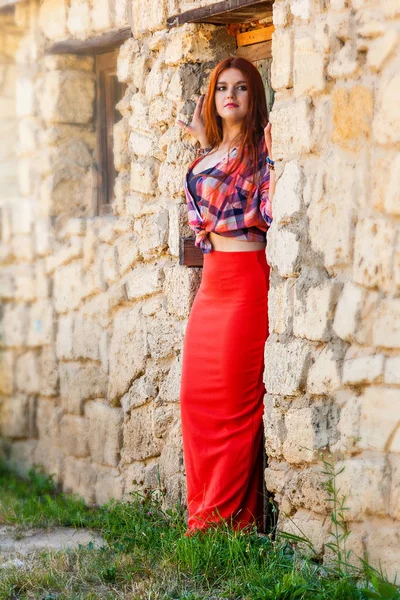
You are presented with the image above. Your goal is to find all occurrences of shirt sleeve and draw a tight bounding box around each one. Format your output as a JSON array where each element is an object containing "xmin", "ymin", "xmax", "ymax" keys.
[{"xmin": 259, "ymin": 140, "xmax": 273, "ymax": 227}]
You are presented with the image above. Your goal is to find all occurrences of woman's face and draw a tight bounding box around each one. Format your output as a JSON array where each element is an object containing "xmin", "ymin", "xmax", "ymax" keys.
[{"xmin": 214, "ymin": 67, "xmax": 249, "ymax": 124}]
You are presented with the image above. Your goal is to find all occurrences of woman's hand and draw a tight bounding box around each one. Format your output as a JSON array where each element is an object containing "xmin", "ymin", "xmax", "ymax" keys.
[
  {"xmin": 177, "ymin": 94, "xmax": 209, "ymax": 148},
  {"xmin": 264, "ymin": 122, "xmax": 273, "ymax": 160}
]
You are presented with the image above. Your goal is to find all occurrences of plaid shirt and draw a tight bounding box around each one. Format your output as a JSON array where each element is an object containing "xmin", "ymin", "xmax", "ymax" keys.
[{"xmin": 184, "ymin": 134, "xmax": 273, "ymax": 254}]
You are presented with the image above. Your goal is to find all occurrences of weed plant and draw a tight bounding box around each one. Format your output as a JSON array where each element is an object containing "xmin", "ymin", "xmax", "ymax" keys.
[{"xmin": 0, "ymin": 459, "xmax": 399, "ymax": 600}]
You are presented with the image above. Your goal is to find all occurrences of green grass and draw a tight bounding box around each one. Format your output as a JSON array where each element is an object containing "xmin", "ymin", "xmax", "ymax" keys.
[{"xmin": 0, "ymin": 461, "xmax": 399, "ymax": 600}]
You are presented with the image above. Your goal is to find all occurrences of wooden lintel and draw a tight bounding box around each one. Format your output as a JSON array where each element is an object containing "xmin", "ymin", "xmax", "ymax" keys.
[
  {"xmin": 236, "ymin": 24, "xmax": 274, "ymax": 46},
  {"xmin": 167, "ymin": 0, "xmax": 273, "ymax": 28},
  {"xmin": 46, "ymin": 27, "xmax": 132, "ymax": 56}
]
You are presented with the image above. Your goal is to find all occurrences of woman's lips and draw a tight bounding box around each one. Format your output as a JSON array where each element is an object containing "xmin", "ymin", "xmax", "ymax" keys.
[{"xmin": 225, "ymin": 103, "xmax": 239, "ymax": 108}]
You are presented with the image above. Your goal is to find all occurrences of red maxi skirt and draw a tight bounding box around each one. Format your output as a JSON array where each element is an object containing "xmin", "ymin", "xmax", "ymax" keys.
[{"xmin": 180, "ymin": 248, "xmax": 270, "ymax": 533}]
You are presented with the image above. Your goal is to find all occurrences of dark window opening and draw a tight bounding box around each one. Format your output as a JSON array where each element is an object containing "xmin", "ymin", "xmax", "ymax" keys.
[{"xmin": 95, "ymin": 49, "xmax": 126, "ymax": 215}]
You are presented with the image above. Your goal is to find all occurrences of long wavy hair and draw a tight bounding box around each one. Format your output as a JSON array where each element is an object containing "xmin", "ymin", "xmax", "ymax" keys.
[{"xmin": 201, "ymin": 56, "xmax": 269, "ymax": 187}]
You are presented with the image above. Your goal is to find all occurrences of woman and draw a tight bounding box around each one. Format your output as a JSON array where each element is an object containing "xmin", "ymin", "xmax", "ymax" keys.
[{"xmin": 177, "ymin": 56, "xmax": 276, "ymax": 535}]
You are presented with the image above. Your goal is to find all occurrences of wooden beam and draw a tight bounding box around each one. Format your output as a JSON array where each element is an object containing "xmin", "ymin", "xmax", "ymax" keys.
[
  {"xmin": 236, "ymin": 39, "xmax": 272, "ymax": 60},
  {"xmin": 167, "ymin": 0, "xmax": 272, "ymax": 28},
  {"xmin": 236, "ymin": 24, "xmax": 274, "ymax": 46},
  {"xmin": 46, "ymin": 27, "xmax": 132, "ymax": 56}
]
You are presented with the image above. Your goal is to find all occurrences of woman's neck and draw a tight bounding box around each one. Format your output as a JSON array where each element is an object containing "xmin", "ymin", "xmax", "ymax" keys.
[{"xmin": 219, "ymin": 122, "xmax": 243, "ymax": 149}]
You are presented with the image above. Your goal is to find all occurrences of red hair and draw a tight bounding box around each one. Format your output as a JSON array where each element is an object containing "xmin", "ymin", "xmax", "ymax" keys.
[{"xmin": 203, "ymin": 56, "xmax": 269, "ymax": 186}]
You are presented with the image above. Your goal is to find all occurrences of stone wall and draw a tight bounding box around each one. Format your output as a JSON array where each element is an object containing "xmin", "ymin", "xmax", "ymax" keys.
[
  {"xmin": 0, "ymin": 0, "xmax": 235, "ymax": 510},
  {"xmin": 0, "ymin": 0, "xmax": 399, "ymax": 583},
  {"xmin": 264, "ymin": 0, "xmax": 400, "ymax": 581}
]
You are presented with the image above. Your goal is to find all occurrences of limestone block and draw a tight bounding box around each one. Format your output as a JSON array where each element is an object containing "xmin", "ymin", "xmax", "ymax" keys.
[
  {"xmin": 290, "ymin": 0, "xmax": 312, "ymax": 19},
  {"xmin": 122, "ymin": 460, "xmax": 161, "ymax": 497},
  {"xmin": 280, "ymin": 509, "xmax": 330, "ymax": 556},
  {"xmin": 39, "ymin": 71, "xmax": 95, "ymax": 124},
  {"xmin": 56, "ymin": 314, "xmax": 73, "ymax": 360},
  {"xmin": 373, "ymin": 60, "xmax": 400, "ymax": 145},
  {"xmin": 45, "ymin": 236, "xmax": 83, "ymax": 274},
  {"xmin": 10, "ymin": 198, "xmax": 34, "ymax": 236},
  {"xmin": 362, "ymin": 519, "xmax": 400, "ymax": 583},
  {"xmin": 121, "ymin": 370, "xmax": 158, "ymax": 413},
  {"xmin": 335, "ymin": 456, "xmax": 389, "ymax": 520},
  {"xmin": 115, "ymin": 0, "xmax": 131, "ymax": 27},
  {"xmin": 0, "ymin": 395, "xmax": 36, "ymax": 439},
  {"xmin": 164, "ymin": 264, "xmax": 201, "ymax": 319},
  {"xmin": 16, "ymin": 77, "xmax": 35, "ymax": 118},
  {"xmin": 367, "ymin": 29, "xmax": 398, "ymax": 71},
  {"xmin": 283, "ymin": 403, "xmax": 337, "ymax": 463},
  {"xmin": 168, "ymin": 203, "xmax": 197, "ymax": 258},
  {"xmin": 153, "ymin": 402, "xmax": 176, "ymax": 438},
  {"xmin": 343, "ymin": 353, "xmax": 384, "ymax": 385},
  {"xmin": 273, "ymin": 160, "xmax": 303, "ymax": 225},
  {"xmin": 148, "ymin": 97, "xmax": 175, "ymax": 130},
  {"xmin": 11, "ymin": 234, "xmax": 34, "ymax": 262},
  {"xmin": 131, "ymin": 0, "xmax": 166, "ymax": 33},
  {"xmin": 157, "ymin": 417, "xmax": 184, "ymax": 479},
  {"xmin": 264, "ymin": 336, "xmax": 313, "ymax": 395},
  {"xmin": 146, "ymin": 310, "xmax": 183, "ymax": 360},
  {"xmin": 113, "ymin": 118, "xmax": 130, "ymax": 171},
  {"xmin": 84, "ymin": 401, "xmax": 123, "ymax": 467},
  {"xmin": 130, "ymin": 159, "xmax": 159, "ymax": 195},
  {"xmin": 158, "ymin": 162, "xmax": 188, "ymax": 196},
  {"xmin": 124, "ymin": 263, "xmax": 164, "ymax": 300},
  {"xmin": 59, "ymin": 362, "xmax": 108, "ymax": 414},
  {"xmin": 269, "ymin": 99, "xmax": 312, "ymax": 160},
  {"xmin": 164, "ymin": 22, "xmax": 234, "ymax": 66},
  {"xmin": 384, "ymin": 153, "xmax": 400, "ymax": 215},
  {"xmin": 268, "ymin": 279, "xmax": 294, "ymax": 335},
  {"xmin": 95, "ymin": 467, "xmax": 124, "ymax": 504},
  {"xmin": 271, "ymin": 29, "xmax": 293, "ymax": 90},
  {"xmin": 308, "ymin": 150, "xmax": 357, "ymax": 268},
  {"xmin": 293, "ymin": 280, "xmax": 340, "ymax": 342},
  {"xmin": 353, "ymin": 217, "xmax": 396, "ymax": 292},
  {"xmin": 122, "ymin": 404, "xmax": 161, "ymax": 463},
  {"xmin": 36, "ymin": 398, "xmax": 61, "ymax": 445},
  {"xmin": 332, "ymin": 86, "xmax": 373, "ymax": 151},
  {"xmin": 145, "ymin": 57, "xmax": 165, "ymax": 102},
  {"xmin": 116, "ymin": 38, "xmax": 141, "ymax": 84},
  {"xmin": 108, "ymin": 306, "xmax": 147, "ymax": 403},
  {"xmin": 286, "ymin": 467, "xmax": 330, "ymax": 514},
  {"xmin": 293, "ymin": 35, "xmax": 325, "ymax": 97},
  {"xmin": 388, "ymin": 454, "xmax": 400, "ymax": 520},
  {"xmin": 385, "ymin": 357, "xmax": 400, "ymax": 385},
  {"xmin": 115, "ymin": 234, "xmax": 140, "ymax": 275},
  {"xmin": 82, "ymin": 291, "xmax": 112, "ymax": 328},
  {"xmin": 27, "ymin": 300, "xmax": 54, "ymax": 347},
  {"xmin": 1, "ymin": 303, "xmax": 29, "ymax": 347},
  {"xmin": 39, "ymin": 0, "xmax": 68, "ymax": 40},
  {"xmin": 266, "ymin": 223, "xmax": 301, "ymax": 278},
  {"xmin": 0, "ymin": 351, "xmax": 13, "ymax": 395},
  {"xmin": 333, "ymin": 282, "xmax": 365, "ymax": 342},
  {"xmin": 91, "ymin": 0, "xmax": 113, "ymax": 31},
  {"xmin": 157, "ymin": 357, "xmax": 181, "ymax": 404},
  {"xmin": 129, "ymin": 93, "xmax": 150, "ymax": 134},
  {"xmin": 128, "ymin": 130, "xmax": 159, "ymax": 159},
  {"xmin": 53, "ymin": 261, "xmax": 83, "ymax": 313},
  {"xmin": 59, "ymin": 414, "xmax": 89, "ymax": 458},
  {"xmin": 39, "ymin": 346, "xmax": 59, "ymax": 397},
  {"xmin": 359, "ymin": 387, "xmax": 400, "ymax": 452},
  {"xmin": 273, "ymin": 1, "xmax": 290, "ymax": 27},
  {"xmin": 67, "ymin": 0, "xmax": 91, "ymax": 36},
  {"xmin": 307, "ymin": 345, "xmax": 342, "ymax": 396},
  {"xmin": 71, "ymin": 313, "xmax": 101, "ymax": 361},
  {"xmin": 135, "ymin": 212, "xmax": 169, "ymax": 260},
  {"xmin": 15, "ymin": 352, "xmax": 40, "ymax": 394},
  {"xmin": 0, "ymin": 268, "xmax": 15, "ymax": 299},
  {"xmin": 13, "ymin": 265, "xmax": 35, "ymax": 302},
  {"xmin": 18, "ymin": 118, "xmax": 38, "ymax": 156},
  {"xmin": 372, "ymin": 298, "xmax": 400, "ymax": 348},
  {"xmin": 167, "ymin": 64, "xmax": 202, "ymax": 104},
  {"xmin": 63, "ymin": 457, "xmax": 96, "ymax": 504},
  {"xmin": 263, "ymin": 395, "xmax": 286, "ymax": 458}
]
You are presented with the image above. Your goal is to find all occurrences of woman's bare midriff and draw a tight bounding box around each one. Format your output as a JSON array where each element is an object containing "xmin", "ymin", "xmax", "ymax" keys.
[{"xmin": 209, "ymin": 231, "xmax": 266, "ymax": 252}]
